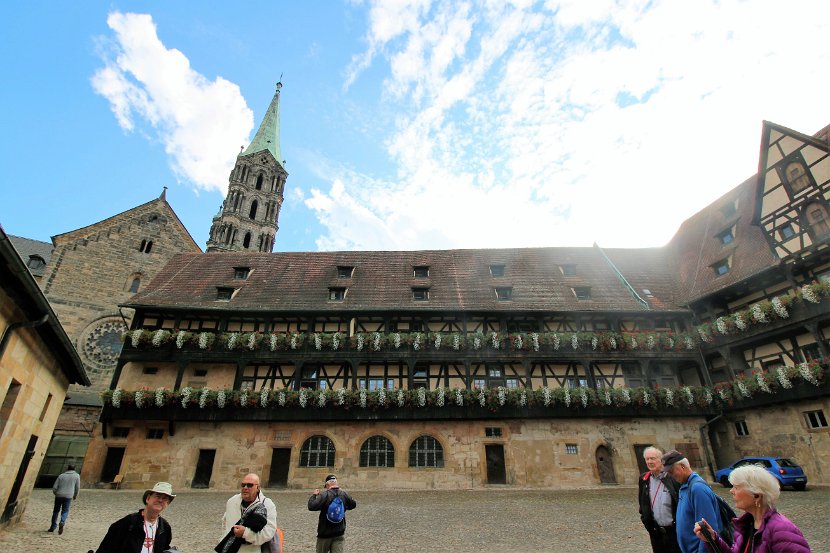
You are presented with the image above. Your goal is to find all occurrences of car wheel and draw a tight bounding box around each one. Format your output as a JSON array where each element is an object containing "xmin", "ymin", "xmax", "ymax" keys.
[
  {"xmin": 793, "ymin": 483, "xmax": 806, "ymax": 491},
  {"xmin": 719, "ymin": 476, "xmax": 732, "ymax": 488}
]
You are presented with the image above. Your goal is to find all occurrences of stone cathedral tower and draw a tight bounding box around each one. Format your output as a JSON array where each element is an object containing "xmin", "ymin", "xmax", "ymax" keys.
[{"xmin": 207, "ymin": 82, "xmax": 288, "ymax": 252}]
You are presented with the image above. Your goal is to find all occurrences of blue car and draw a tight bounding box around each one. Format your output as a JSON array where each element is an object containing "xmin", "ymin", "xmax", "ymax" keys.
[{"xmin": 715, "ymin": 457, "xmax": 807, "ymax": 490}]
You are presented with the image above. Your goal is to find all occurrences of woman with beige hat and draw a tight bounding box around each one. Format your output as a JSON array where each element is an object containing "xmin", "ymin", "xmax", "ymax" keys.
[{"xmin": 90, "ymin": 481, "xmax": 177, "ymax": 553}]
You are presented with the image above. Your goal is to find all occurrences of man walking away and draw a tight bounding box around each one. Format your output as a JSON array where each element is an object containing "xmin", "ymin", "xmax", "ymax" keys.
[
  {"xmin": 662, "ymin": 450, "xmax": 721, "ymax": 553},
  {"xmin": 49, "ymin": 464, "xmax": 80, "ymax": 534},
  {"xmin": 638, "ymin": 446, "xmax": 682, "ymax": 553},
  {"xmin": 308, "ymin": 474, "xmax": 356, "ymax": 553}
]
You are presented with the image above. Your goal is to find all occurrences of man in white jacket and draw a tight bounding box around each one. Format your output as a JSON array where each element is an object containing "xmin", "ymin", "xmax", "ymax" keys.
[{"xmin": 221, "ymin": 473, "xmax": 277, "ymax": 552}]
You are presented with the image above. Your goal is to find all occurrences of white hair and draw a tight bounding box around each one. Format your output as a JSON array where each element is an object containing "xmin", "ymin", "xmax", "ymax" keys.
[
  {"xmin": 729, "ymin": 465, "xmax": 780, "ymax": 509},
  {"xmin": 643, "ymin": 446, "xmax": 663, "ymax": 458}
]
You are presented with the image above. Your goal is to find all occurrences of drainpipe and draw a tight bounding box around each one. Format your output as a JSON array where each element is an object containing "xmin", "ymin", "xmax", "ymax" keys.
[
  {"xmin": 0, "ymin": 314, "xmax": 50, "ymax": 361},
  {"xmin": 699, "ymin": 413, "xmax": 724, "ymax": 481}
]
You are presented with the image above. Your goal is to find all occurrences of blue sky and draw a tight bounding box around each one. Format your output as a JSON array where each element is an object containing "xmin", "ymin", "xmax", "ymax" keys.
[{"xmin": 2, "ymin": 1, "xmax": 829, "ymax": 253}]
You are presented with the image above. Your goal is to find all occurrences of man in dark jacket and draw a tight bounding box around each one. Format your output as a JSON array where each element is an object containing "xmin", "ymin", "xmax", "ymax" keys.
[
  {"xmin": 92, "ymin": 481, "xmax": 175, "ymax": 553},
  {"xmin": 638, "ymin": 446, "xmax": 681, "ymax": 553},
  {"xmin": 308, "ymin": 474, "xmax": 356, "ymax": 553}
]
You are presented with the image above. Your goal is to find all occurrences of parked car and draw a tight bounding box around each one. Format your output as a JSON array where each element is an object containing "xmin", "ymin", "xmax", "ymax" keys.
[{"xmin": 715, "ymin": 457, "xmax": 807, "ymax": 490}]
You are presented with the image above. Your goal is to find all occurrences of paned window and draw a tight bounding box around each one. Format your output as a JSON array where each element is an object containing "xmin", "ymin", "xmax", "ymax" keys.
[
  {"xmin": 565, "ymin": 444, "xmax": 578, "ymax": 455},
  {"xmin": 779, "ymin": 224, "xmax": 796, "ymax": 240},
  {"xmin": 234, "ymin": 267, "xmax": 250, "ymax": 279},
  {"xmin": 329, "ymin": 288, "xmax": 347, "ymax": 301},
  {"xmin": 489, "ymin": 264, "xmax": 505, "ymax": 277},
  {"xmin": 412, "ymin": 287, "xmax": 429, "ymax": 301},
  {"xmin": 299, "ymin": 435, "xmax": 336, "ymax": 467},
  {"xmin": 337, "ymin": 266, "xmax": 354, "ymax": 278},
  {"xmin": 408, "ymin": 435, "xmax": 444, "ymax": 468},
  {"xmin": 495, "ymin": 287, "xmax": 512, "ymax": 301},
  {"xmin": 360, "ymin": 436, "xmax": 395, "ymax": 467},
  {"xmin": 734, "ymin": 420, "xmax": 749, "ymax": 437},
  {"xmin": 413, "ymin": 266, "xmax": 430, "ymax": 278},
  {"xmin": 485, "ymin": 427, "xmax": 502, "ymax": 437},
  {"xmin": 216, "ymin": 287, "xmax": 234, "ymax": 300},
  {"xmin": 146, "ymin": 429, "xmax": 164, "ymax": 440},
  {"xmin": 712, "ymin": 258, "xmax": 731, "ymax": 276},
  {"xmin": 804, "ymin": 410, "xmax": 828, "ymax": 429},
  {"xmin": 717, "ymin": 228, "xmax": 735, "ymax": 245}
]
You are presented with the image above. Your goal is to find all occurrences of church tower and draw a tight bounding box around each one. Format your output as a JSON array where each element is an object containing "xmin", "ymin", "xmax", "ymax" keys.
[{"xmin": 207, "ymin": 82, "xmax": 288, "ymax": 252}]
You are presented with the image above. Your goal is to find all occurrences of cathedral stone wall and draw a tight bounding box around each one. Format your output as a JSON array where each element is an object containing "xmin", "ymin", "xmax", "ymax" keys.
[
  {"xmin": 79, "ymin": 416, "xmax": 704, "ymax": 491},
  {"xmin": 40, "ymin": 198, "xmax": 200, "ymax": 390}
]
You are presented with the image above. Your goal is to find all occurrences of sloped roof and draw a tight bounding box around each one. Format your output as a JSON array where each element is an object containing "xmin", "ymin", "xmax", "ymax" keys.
[
  {"xmin": 126, "ymin": 246, "xmax": 689, "ymax": 314},
  {"xmin": 7, "ymin": 234, "xmax": 53, "ymax": 277},
  {"xmin": 668, "ymin": 175, "xmax": 779, "ymax": 303}
]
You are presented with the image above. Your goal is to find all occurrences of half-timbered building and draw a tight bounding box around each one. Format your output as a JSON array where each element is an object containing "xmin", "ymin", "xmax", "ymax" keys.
[{"xmin": 81, "ymin": 117, "xmax": 830, "ymax": 491}]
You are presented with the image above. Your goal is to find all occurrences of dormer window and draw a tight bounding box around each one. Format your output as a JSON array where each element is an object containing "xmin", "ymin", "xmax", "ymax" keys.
[
  {"xmin": 216, "ymin": 287, "xmax": 235, "ymax": 301},
  {"xmin": 26, "ymin": 255, "xmax": 46, "ymax": 270},
  {"xmin": 412, "ymin": 287, "xmax": 429, "ymax": 301},
  {"xmin": 337, "ymin": 266, "xmax": 354, "ymax": 279},
  {"xmin": 720, "ymin": 200, "xmax": 738, "ymax": 218},
  {"xmin": 413, "ymin": 266, "xmax": 429, "ymax": 278},
  {"xmin": 560, "ymin": 264, "xmax": 576, "ymax": 276},
  {"xmin": 495, "ymin": 287, "xmax": 512, "ymax": 301},
  {"xmin": 329, "ymin": 288, "xmax": 347, "ymax": 301},
  {"xmin": 572, "ymin": 286, "xmax": 591, "ymax": 300},
  {"xmin": 234, "ymin": 267, "xmax": 250, "ymax": 280},
  {"xmin": 716, "ymin": 227, "xmax": 735, "ymax": 246},
  {"xmin": 711, "ymin": 256, "xmax": 732, "ymax": 276},
  {"xmin": 489, "ymin": 264, "xmax": 505, "ymax": 277}
]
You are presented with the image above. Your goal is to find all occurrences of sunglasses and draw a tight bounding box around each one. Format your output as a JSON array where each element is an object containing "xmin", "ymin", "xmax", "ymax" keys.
[{"xmin": 241, "ymin": 483, "xmax": 257, "ymax": 488}]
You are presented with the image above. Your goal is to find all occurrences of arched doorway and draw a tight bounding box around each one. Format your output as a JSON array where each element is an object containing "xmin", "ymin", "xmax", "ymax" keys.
[{"xmin": 595, "ymin": 445, "xmax": 617, "ymax": 484}]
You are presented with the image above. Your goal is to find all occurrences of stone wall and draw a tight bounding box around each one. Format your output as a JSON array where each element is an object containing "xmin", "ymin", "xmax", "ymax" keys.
[{"xmin": 80, "ymin": 416, "xmax": 705, "ymax": 491}]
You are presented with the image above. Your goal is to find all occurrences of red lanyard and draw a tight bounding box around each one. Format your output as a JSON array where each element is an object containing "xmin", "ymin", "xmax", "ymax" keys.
[
  {"xmin": 143, "ymin": 517, "xmax": 156, "ymax": 551},
  {"xmin": 650, "ymin": 478, "xmax": 664, "ymax": 510},
  {"xmin": 742, "ymin": 534, "xmax": 753, "ymax": 553}
]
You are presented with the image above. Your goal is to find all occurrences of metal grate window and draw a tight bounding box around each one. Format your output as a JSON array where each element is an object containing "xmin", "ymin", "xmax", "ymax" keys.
[
  {"xmin": 804, "ymin": 410, "xmax": 828, "ymax": 430},
  {"xmin": 734, "ymin": 420, "xmax": 749, "ymax": 436},
  {"xmin": 408, "ymin": 435, "xmax": 444, "ymax": 468},
  {"xmin": 360, "ymin": 436, "xmax": 395, "ymax": 467},
  {"xmin": 565, "ymin": 444, "xmax": 578, "ymax": 455},
  {"xmin": 300, "ymin": 435, "xmax": 336, "ymax": 467}
]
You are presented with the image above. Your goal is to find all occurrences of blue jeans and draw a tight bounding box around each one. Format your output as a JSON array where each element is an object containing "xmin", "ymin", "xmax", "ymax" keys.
[{"xmin": 50, "ymin": 497, "xmax": 72, "ymax": 528}]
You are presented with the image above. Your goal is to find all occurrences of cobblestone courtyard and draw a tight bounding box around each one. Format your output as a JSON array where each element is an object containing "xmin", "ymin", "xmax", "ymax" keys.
[{"xmin": 2, "ymin": 485, "xmax": 827, "ymax": 552}]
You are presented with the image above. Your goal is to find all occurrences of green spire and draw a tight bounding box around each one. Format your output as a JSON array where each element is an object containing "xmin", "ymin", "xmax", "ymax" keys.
[{"xmin": 241, "ymin": 81, "xmax": 282, "ymax": 161}]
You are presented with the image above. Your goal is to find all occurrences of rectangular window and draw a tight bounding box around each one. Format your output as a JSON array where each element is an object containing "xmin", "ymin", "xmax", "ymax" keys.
[
  {"xmin": 337, "ymin": 266, "xmax": 354, "ymax": 279},
  {"xmin": 804, "ymin": 410, "xmax": 828, "ymax": 429},
  {"xmin": 495, "ymin": 287, "xmax": 512, "ymax": 301},
  {"xmin": 505, "ymin": 378, "xmax": 519, "ymax": 389},
  {"xmin": 146, "ymin": 429, "xmax": 165, "ymax": 440},
  {"xmin": 194, "ymin": 369, "xmax": 208, "ymax": 377},
  {"xmin": 413, "ymin": 266, "xmax": 429, "ymax": 278},
  {"xmin": 801, "ymin": 343, "xmax": 822, "ymax": 362},
  {"xmin": 565, "ymin": 444, "xmax": 578, "ymax": 455},
  {"xmin": 216, "ymin": 287, "xmax": 234, "ymax": 300},
  {"xmin": 717, "ymin": 228, "xmax": 735, "ymax": 245},
  {"xmin": 572, "ymin": 286, "xmax": 591, "ymax": 300},
  {"xmin": 485, "ymin": 427, "xmax": 503, "ymax": 437},
  {"xmin": 473, "ymin": 378, "xmax": 487, "ymax": 389},
  {"xmin": 489, "ymin": 264, "xmax": 505, "ymax": 277},
  {"xmin": 39, "ymin": 393, "xmax": 53, "ymax": 421},
  {"xmin": 779, "ymin": 224, "xmax": 796, "ymax": 240},
  {"xmin": 712, "ymin": 258, "xmax": 731, "ymax": 276},
  {"xmin": 560, "ymin": 264, "xmax": 576, "ymax": 276},
  {"xmin": 328, "ymin": 288, "xmax": 347, "ymax": 301},
  {"xmin": 233, "ymin": 267, "xmax": 250, "ymax": 279},
  {"xmin": 412, "ymin": 288, "xmax": 429, "ymax": 301},
  {"xmin": 112, "ymin": 427, "xmax": 130, "ymax": 438},
  {"xmin": 143, "ymin": 367, "xmax": 158, "ymax": 375},
  {"xmin": 734, "ymin": 420, "xmax": 749, "ymax": 437}
]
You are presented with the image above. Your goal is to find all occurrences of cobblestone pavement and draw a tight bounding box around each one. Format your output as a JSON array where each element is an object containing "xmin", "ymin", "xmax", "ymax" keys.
[{"xmin": 1, "ymin": 485, "xmax": 827, "ymax": 552}]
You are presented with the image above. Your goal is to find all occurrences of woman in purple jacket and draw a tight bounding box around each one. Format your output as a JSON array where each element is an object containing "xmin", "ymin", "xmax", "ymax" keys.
[{"xmin": 694, "ymin": 465, "xmax": 811, "ymax": 553}]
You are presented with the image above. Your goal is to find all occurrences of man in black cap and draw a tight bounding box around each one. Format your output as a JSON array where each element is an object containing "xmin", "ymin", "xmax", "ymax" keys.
[
  {"xmin": 638, "ymin": 447, "xmax": 681, "ymax": 553},
  {"xmin": 308, "ymin": 474, "xmax": 356, "ymax": 553},
  {"xmin": 661, "ymin": 450, "xmax": 721, "ymax": 553}
]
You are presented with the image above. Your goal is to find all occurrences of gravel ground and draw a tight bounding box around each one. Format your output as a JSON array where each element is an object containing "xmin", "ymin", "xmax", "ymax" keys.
[{"xmin": 1, "ymin": 485, "xmax": 826, "ymax": 552}]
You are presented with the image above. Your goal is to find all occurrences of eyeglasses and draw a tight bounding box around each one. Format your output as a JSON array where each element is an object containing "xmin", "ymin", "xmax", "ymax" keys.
[{"xmin": 241, "ymin": 483, "xmax": 257, "ymax": 488}]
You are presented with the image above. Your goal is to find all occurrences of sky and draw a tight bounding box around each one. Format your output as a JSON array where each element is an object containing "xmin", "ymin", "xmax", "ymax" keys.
[{"xmin": 1, "ymin": 1, "xmax": 829, "ymax": 253}]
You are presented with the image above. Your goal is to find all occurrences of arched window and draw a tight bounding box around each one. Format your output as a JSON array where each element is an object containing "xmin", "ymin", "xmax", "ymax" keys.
[
  {"xmin": 299, "ymin": 435, "xmax": 335, "ymax": 467},
  {"xmin": 249, "ymin": 200, "xmax": 258, "ymax": 220},
  {"xmin": 129, "ymin": 277, "xmax": 140, "ymax": 293},
  {"xmin": 360, "ymin": 436, "xmax": 395, "ymax": 467},
  {"xmin": 408, "ymin": 435, "xmax": 443, "ymax": 468},
  {"xmin": 804, "ymin": 201, "xmax": 830, "ymax": 239},
  {"xmin": 256, "ymin": 173, "xmax": 264, "ymax": 190},
  {"xmin": 243, "ymin": 232, "xmax": 251, "ymax": 249}
]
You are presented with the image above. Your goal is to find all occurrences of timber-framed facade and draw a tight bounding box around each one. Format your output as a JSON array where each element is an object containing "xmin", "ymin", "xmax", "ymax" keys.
[{"xmin": 81, "ymin": 120, "xmax": 830, "ymax": 492}]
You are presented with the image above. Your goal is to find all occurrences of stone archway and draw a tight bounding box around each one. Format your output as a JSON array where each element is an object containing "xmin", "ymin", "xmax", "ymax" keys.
[{"xmin": 595, "ymin": 445, "xmax": 617, "ymax": 484}]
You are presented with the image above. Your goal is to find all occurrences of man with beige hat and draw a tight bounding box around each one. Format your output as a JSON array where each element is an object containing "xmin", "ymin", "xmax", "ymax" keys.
[{"xmin": 91, "ymin": 481, "xmax": 176, "ymax": 553}]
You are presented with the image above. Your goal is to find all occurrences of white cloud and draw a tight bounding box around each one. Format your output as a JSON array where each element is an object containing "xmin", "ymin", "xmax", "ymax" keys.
[
  {"xmin": 308, "ymin": 0, "xmax": 830, "ymax": 251},
  {"xmin": 91, "ymin": 12, "xmax": 253, "ymax": 193}
]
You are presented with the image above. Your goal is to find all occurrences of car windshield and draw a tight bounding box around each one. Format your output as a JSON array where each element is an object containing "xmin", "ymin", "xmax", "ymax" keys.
[{"xmin": 776, "ymin": 458, "xmax": 799, "ymax": 467}]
